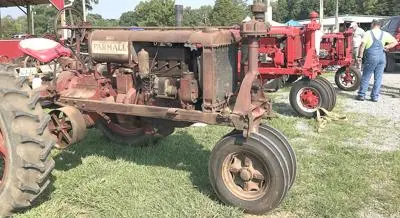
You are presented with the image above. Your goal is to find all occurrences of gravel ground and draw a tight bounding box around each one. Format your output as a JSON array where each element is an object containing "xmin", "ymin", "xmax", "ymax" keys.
[{"xmin": 341, "ymin": 72, "xmax": 400, "ymax": 123}]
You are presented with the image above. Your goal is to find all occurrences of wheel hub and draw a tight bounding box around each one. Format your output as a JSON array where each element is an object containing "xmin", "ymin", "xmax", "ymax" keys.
[
  {"xmin": 341, "ymin": 71, "xmax": 355, "ymax": 85},
  {"xmin": 239, "ymin": 168, "xmax": 252, "ymax": 181},
  {"xmin": 300, "ymin": 89, "xmax": 319, "ymax": 109},
  {"xmin": 0, "ymin": 130, "xmax": 7, "ymax": 186},
  {"xmin": 223, "ymin": 153, "xmax": 268, "ymax": 199}
]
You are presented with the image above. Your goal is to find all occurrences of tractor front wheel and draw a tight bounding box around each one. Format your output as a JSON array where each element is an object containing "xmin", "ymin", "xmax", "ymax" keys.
[
  {"xmin": 209, "ymin": 130, "xmax": 294, "ymax": 214},
  {"xmin": 334, "ymin": 66, "xmax": 361, "ymax": 91},
  {"xmin": 289, "ymin": 79, "xmax": 330, "ymax": 117},
  {"xmin": 0, "ymin": 65, "xmax": 55, "ymax": 216}
]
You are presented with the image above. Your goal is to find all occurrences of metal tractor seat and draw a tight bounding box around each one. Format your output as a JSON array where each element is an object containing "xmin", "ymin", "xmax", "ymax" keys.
[{"xmin": 18, "ymin": 38, "xmax": 72, "ymax": 63}]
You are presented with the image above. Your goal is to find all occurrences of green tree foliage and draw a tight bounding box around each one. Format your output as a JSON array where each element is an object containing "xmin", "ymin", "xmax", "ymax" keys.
[
  {"xmin": 87, "ymin": 14, "xmax": 119, "ymax": 26},
  {"xmin": 183, "ymin": 6, "xmax": 213, "ymax": 26},
  {"xmin": 33, "ymin": 5, "xmax": 58, "ymax": 35},
  {"xmin": 119, "ymin": 0, "xmax": 176, "ymax": 26},
  {"xmin": 210, "ymin": 0, "xmax": 249, "ymax": 26},
  {"xmin": 119, "ymin": 11, "xmax": 138, "ymax": 26}
]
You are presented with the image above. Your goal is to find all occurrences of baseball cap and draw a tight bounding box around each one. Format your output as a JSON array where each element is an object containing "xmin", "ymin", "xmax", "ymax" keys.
[{"xmin": 350, "ymin": 22, "xmax": 357, "ymax": 28}]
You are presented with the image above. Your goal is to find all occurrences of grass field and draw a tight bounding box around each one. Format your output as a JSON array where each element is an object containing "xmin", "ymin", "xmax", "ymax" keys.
[{"xmin": 17, "ymin": 84, "xmax": 400, "ymax": 217}]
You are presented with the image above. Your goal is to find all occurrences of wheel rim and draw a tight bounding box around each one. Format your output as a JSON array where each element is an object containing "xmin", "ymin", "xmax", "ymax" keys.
[
  {"xmin": 222, "ymin": 151, "xmax": 269, "ymax": 200},
  {"xmin": 296, "ymin": 87, "xmax": 321, "ymax": 112},
  {"xmin": 339, "ymin": 71, "xmax": 356, "ymax": 88},
  {"xmin": 0, "ymin": 130, "xmax": 7, "ymax": 188},
  {"xmin": 48, "ymin": 111, "xmax": 74, "ymax": 148}
]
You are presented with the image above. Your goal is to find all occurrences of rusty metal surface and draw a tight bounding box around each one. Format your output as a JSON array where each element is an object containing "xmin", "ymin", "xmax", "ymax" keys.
[
  {"xmin": 58, "ymin": 97, "xmax": 236, "ymax": 126},
  {"xmin": 48, "ymin": 106, "xmax": 87, "ymax": 149},
  {"xmin": 88, "ymin": 28, "xmax": 240, "ymax": 49}
]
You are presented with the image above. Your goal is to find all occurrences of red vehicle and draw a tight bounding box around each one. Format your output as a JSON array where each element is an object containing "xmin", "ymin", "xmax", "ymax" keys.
[
  {"xmin": 240, "ymin": 12, "xmax": 336, "ymax": 117},
  {"xmin": 319, "ymin": 29, "xmax": 361, "ymax": 91}
]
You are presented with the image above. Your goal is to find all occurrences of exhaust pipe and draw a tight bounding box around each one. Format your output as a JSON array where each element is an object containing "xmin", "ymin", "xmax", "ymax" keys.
[{"xmin": 175, "ymin": 4, "xmax": 183, "ymax": 27}]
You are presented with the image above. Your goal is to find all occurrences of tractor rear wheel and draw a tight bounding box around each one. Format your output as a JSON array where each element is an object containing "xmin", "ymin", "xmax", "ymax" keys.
[
  {"xmin": 95, "ymin": 115, "xmax": 175, "ymax": 146},
  {"xmin": 289, "ymin": 79, "xmax": 330, "ymax": 117},
  {"xmin": 0, "ymin": 65, "xmax": 55, "ymax": 216},
  {"xmin": 334, "ymin": 66, "xmax": 361, "ymax": 91},
  {"xmin": 315, "ymin": 76, "xmax": 336, "ymax": 111},
  {"xmin": 209, "ymin": 130, "xmax": 293, "ymax": 214}
]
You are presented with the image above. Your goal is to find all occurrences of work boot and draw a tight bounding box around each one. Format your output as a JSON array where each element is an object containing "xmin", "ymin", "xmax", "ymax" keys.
[{"xmin": 355, "ymin": 96, "xmax": 365, "ymax": 101}]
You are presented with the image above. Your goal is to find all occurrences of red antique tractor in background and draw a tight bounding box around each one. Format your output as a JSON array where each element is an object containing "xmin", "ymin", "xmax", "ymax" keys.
[
  {"xmin": 0, "ymin": 3, "xmax": 296, "ymax": 216},
  {"xmin": 240, "ymin": 12, "xmax": 337, "ymax": 118},
  {"xmin": 319, "ymin": 28, "xmax": 361, "ymax": 91}
]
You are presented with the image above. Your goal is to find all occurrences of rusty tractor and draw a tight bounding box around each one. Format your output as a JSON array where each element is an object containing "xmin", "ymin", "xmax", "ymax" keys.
[
  {"xmin": 0, "ymin": 3, "xmax": 296, "ymax": 216},
  {"xmin": 319, "ymin": 29, "xmax": 361, "ymax": 91}
]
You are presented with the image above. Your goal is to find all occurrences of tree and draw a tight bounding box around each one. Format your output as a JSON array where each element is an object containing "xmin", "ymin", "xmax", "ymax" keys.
[
  {"xmin": 183, "ymin": 6, "xmax": 213, "ymax": 26},
  {"xmin": 33, "ymin": 5, "xmax": 58, "ymax": 35},
  {"xmin": 119, "ymin": 11, "xmax": 137, "ymax": 26},
  {"xmin": 88, "ymin": 13, "xmax": 119, "ymax": 26},
  {"xmin": 122, "ymin": 0, "xmax": 176, "ymax": 26},
  {"xmin": 210, "ymin": 0, "xmax": 249, "ymax": 26}
]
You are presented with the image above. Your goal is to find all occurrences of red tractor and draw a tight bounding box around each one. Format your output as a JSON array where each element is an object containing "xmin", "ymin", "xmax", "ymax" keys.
[
  {"xmin": 319, "ymin": 28, "xmax": 361, "ymax": 91},
  {"xmin": 240, "ymin": 12, "xmax": 337, "ymax": 117},
  {"xmin": 0, "ymin": 3, "xmax": 296, "ymax": 216}
]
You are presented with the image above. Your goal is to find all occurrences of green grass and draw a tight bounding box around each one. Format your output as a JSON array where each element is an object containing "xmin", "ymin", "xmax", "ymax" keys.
[{"xmin": 17, "ymin": 84, "xmax": 400, "ymax": 217}]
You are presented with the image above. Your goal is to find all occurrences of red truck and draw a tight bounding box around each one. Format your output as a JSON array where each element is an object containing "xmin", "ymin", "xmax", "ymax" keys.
[{"xmin": 382, "ymin": 16, "xmax": 400, "ymax": 72}]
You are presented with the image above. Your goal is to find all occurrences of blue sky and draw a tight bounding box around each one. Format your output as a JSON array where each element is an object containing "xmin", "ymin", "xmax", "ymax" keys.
[{"xmin": 1, "ymin": 0, "xmax": 227, "ymax": 19}]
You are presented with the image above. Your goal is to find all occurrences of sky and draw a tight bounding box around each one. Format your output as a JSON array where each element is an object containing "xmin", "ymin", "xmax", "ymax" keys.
[{"xmin": 0, "ymin": 0, "xmax": 230, "ymax": 19}]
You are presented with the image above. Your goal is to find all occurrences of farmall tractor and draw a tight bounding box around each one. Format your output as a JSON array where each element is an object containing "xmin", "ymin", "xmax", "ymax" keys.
[
  {"xmin": 241, "ymin": 12, "xmax": 337, "ymax": 117},
  {"xmin": 0, "ymin": 3, "xmax": 296, "ymax": 216},
  {"xmin": 319, "ymin": 27, "xmax": 362, "ymax": 91}
]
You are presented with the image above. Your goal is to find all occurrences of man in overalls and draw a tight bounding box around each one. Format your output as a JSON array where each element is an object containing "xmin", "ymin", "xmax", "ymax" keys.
[{"xmin": 356, "ymin": 20, "xmax": 398, "ymax": 102}]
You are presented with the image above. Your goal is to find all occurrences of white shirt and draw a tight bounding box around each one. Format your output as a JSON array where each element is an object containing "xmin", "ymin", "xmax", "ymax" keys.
[{"xmin": 353, "ymin": 27, "xmax": 365, "ymax": 48}]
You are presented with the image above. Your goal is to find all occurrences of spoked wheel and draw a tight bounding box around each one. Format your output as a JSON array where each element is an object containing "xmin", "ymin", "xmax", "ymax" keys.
[
  {"xmin": 54, "ymin": 7, "xmax": 86, "ymax": 48},
  {"xmin": 334, "ymin": 66, "xmax": 361, "ymax": 91},
  {"xmin": 95, "ymin": 115, "xmax": 175, "ymax": 146},
  {"xmin": 0, "ymin": 64, "xmax": 55, "ymax": 216},
  {"xmin": 48, "ymin": 106, "xmax": 87, "ymax": 149},
  {"xmin": 289, "ymin": 79, "xmax": 330, "ymax": 117},
  {"xmin": 315, "ymin": 76, "xmax": 336, "ymax": 111},
  {"xmin": 209, "ymin": 131, "xmax": 293, "ymax": 214}
]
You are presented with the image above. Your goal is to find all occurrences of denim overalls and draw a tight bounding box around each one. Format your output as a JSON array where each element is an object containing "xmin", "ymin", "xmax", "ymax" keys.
[{"xmin": 358, "ymin": 30, "xmax": 386, "ymax": 100}]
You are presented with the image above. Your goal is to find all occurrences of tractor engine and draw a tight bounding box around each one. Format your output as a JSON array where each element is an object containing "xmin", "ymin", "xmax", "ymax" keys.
[{"xmin": 54, "ymin": 29, "xmax": 240, "ymax": 113}]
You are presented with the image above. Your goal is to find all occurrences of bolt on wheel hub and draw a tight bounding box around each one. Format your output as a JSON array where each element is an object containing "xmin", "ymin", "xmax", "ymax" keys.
[{"xmin": 300, "ymin": 88, "xmax": 319, "ymax": 109}]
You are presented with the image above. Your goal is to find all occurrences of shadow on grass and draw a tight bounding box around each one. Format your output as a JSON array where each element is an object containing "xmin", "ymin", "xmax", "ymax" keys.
[
  {"xmin": 272, "ymin": 102, "xmax": 297, "ymax": 117},
  {"xmin": 53, "ymin": 129, "xmax": 216, "ymax": 198},
  {"xmin": 336, "ymin": 84, "xmax": 400, "ymax": 100}
]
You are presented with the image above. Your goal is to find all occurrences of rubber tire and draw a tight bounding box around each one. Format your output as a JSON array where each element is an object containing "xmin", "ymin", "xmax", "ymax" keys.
[
  {"xmin": 385, "ymin": 54, "xmax": 396, "ymax": 72},
  {"xmin": 315, "ymin": 77, "xmax": 336, "ymax": 111},
  {"xmin": 209, "ymin": 132, "xmax": 288, "ymax": 214},
  {"xmin": 334, "ymin": 66, "xmax": 361, "ymax": 91},
  {"xmin": 0, "ymin": 65, "xmax": 55, "ymax": 216},
  {"xmin": 289, "ymin": 79, "xmax": 330, "ymax": 118},
  {"xmin": 259, "ymin": 124, "xmax": 296, "ymax": 188}
]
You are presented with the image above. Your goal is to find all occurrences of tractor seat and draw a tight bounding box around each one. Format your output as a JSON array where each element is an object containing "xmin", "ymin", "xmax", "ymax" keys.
[{"xmin": 19, "ymin": 38, "xmax": 72, "ymax": 63}]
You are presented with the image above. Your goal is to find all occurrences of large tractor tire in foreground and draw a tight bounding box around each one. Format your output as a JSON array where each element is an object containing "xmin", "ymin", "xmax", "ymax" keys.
[
  {"xmin": 0, "ymin": 65, "xmax": 55, "ymax": 216},
  {"xmin": 209, "ymin": 125, "xmax": 296, "ymax": 214}
]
